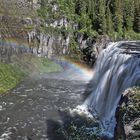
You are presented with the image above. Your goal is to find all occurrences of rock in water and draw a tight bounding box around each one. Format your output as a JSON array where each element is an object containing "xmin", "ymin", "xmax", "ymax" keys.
[{"xmin": 79, "ymin": 41, "xmax": 140, "ymax": 138}]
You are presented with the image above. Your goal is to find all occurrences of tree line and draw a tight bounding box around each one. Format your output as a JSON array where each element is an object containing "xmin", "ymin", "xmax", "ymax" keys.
[{"xmin": 39, "ymin": 0, "xmax": 140, "ymax": 40}]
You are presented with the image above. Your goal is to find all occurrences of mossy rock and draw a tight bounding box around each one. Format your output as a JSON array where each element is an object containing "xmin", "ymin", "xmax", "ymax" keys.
[{"xmin": 119, "ymin": 87, "xmax": 140, "ymax": 140}]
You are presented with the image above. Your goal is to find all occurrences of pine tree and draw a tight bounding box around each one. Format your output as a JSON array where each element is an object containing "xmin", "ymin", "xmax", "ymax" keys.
[
  {"xmin": 133, "ymin": 0, "xmax": 140, "ymax": 32},
  {"xmin": 40, "ymin": 0, "xmax": 47, "ymax": 9},
  {"xmin": 96, "ymin": 0, "xmax": 107, "ymax": 34},
  {"xmin": 123, "ymin": 0, "xmax": 135, "ymax": 31},
  {"xmin": 37, "ymin": 0, "xmax": 140, "ymax": 39},
  {"xmin": 88, "ymin": 0, "xmax": 97, "ymax": 30},
  {"xmin": 106, "ymin": 0, "xmax": 114, "ymax": 36},
  {"xmin": 113, "ymin": 0, "xmax": 123, "ymax": 36}
]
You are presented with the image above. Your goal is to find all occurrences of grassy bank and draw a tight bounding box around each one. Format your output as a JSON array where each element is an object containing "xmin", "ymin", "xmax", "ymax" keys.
[
  {"xmin": 0, "ymin": 62, "xmax": 24, "ymax": 93},
  {"xmin": 11, "ymin": 54, "xmax": 62, "ymax": 74},
  {"xmin": 0, "ymin": 54, "xmax": 62, "ymax": 93}
]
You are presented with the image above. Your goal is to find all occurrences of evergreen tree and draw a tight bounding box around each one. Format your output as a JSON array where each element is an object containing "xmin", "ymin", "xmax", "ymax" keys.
[
  {"xmin": 123, "ymin": 0, "xmax": 135, "ymax": 31},
  {"xmin": 133, "ymin": 0, "xmax": 140, "ymax": 32},
  {"xmin": 106, "ymin": 0, "xmax": 114, "ymax": 36},
  {"xmin": 113, "ymin": 0, "xmax": 123, "ymax": 36},
  {"xmin": 89, "ymin": 0, "xmax": 98, "ymax": 30},
  {"xmin": 37, "ymin": 0, "xmax": 140, "ymax": 39},
  {"xmin": 96, "ymin": 0, "xmax": 106, "ymax": 34},
  {"xmin": 40, "ymin": 0, "xmax": 47, "ymax": 9}
]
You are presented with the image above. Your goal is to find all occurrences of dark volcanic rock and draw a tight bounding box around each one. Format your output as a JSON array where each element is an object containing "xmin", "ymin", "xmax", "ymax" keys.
[{"xmin": 80, "ymin": 35, "xmax": 110, "ymax": 66}]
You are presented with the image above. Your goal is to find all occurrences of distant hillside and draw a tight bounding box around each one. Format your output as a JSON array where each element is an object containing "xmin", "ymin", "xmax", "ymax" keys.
[
  {"xmin": 0, "ymin": 0, "xmax": 38, "ymax": 17},
  {"xmin": 1, "ymin": 0, "xmax": 140, "ymax": 40},
  {"xmin": 37, "ymin": 0, "xmax": 140, "ymax": 40},
  {"xmin": 0, "ymin": 0, "xmax": 140, "ymax": 65}
]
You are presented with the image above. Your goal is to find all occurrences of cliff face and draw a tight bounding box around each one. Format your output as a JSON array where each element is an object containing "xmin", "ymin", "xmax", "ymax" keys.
[
  {"xmin": 0, "ymin": 0, "xmax": 110, "ymax": 65},
  {"xmin": 0, "ymin": 0, "xmax": 69, "ymax": 58},
  {"xmin": 0, "ymin": 16, "xmax": 110, "ymax": 65},
  {"xmin": 27, "ymin": 30, "xmax": 70, "ymax": 58}
]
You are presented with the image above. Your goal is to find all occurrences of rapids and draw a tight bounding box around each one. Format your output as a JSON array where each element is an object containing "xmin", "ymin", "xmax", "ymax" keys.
[{"xmin": 0, "ymin": 60, "xmax": 92, "ymax": 140}]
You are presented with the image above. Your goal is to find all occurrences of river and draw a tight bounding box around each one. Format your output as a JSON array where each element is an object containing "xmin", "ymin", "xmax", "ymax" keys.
[{"xmin": 0, "ymin": 65, "xmax": 92, "ymax": 140}]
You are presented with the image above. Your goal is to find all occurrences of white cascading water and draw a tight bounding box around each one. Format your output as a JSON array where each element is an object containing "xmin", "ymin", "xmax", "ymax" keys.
[{"xmin": 75, "ymin": 41, "xmax": 140, "ymax": 138}]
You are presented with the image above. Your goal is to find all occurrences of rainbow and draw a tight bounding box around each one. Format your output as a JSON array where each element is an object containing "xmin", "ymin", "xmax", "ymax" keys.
[
  {"xmin": 0, "ymin": 39, "xmax": 94, "ymax": 81},
  {"xmin": 58, "ymin": 56, "xmax": 94, "ymax": 81},
  {"xmin": 0, "ymin": 38, "xmax": 29, "ymax": 48}
]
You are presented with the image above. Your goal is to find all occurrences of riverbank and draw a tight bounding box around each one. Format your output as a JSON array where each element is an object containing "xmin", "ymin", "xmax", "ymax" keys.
[
  {"xmin": 0, "ymin": 54, "xmax": 62, "ymax": 94},
  {"xmin": 0, "ymin": 62, "xmax": 24, "ymax": 93}
]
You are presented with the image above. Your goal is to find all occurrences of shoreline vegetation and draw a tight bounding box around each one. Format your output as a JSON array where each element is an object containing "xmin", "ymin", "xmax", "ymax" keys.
[
  {"xmin": 0, "ymin": 62, "xmax": 24, "ymax": 93},
  {"xmin": 0, "ymin": 54, "xmax": 62, "ymax": 94}
]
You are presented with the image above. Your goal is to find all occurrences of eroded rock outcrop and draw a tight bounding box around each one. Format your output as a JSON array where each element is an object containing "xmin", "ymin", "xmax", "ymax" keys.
[
  {"xmin": 115, "ymin": 87, "xmax": 140, "ymax": 140},
  {"xmin": 0, "ymin": 15, "xmax": 110, "ymax": 64}
]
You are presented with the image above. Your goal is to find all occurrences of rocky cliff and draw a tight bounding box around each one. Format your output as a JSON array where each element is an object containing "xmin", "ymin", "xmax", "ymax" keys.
[
  {"xmin": 0, "ymin": 0, "xmax": 110, "ymax": 64},
  {"xmin": 0, "ymin": 17, "xmax": 110, "ymax": 64}
]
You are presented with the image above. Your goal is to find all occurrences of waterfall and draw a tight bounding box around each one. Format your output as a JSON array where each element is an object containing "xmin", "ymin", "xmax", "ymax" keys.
[{"xmin": 76, "ymin": 41, "xmax": 140, "ymax": 138}]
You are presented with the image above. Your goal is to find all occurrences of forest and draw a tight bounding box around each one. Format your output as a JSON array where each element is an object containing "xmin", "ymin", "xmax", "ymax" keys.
[{"xmin": 38, "ymin": 0, "xmax": 140, "ymax": 40}]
